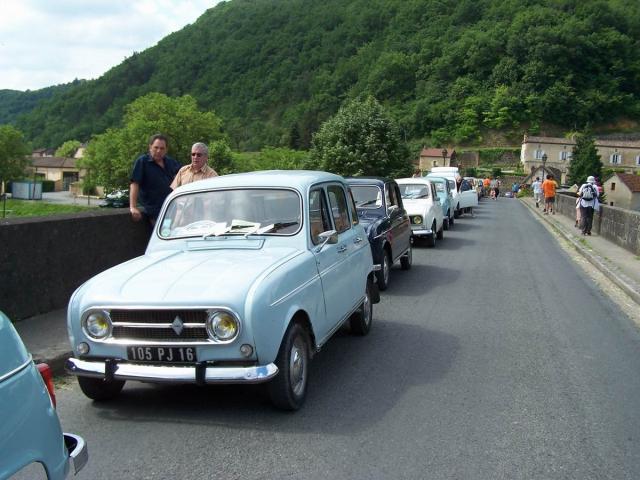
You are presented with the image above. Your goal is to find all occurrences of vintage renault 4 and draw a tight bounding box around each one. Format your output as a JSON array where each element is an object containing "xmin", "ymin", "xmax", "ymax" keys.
[{"xmin": 66, "ymin": 171, "xmax": 379, "ymax": 410}]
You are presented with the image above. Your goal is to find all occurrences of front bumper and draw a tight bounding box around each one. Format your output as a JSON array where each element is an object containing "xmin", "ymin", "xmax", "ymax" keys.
[
  {"xmin": 410, "ymin": 226, "xmax": 433, "ymax": 236},
  {"xmin": 66, "ymin": 357, "xmax": 278, "ymax": 384}
]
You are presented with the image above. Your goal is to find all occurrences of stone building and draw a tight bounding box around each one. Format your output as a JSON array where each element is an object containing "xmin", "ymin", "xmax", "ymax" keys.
[{"xmin": 602, "ymin": 173, "xmax": 640, "ymax": 210}]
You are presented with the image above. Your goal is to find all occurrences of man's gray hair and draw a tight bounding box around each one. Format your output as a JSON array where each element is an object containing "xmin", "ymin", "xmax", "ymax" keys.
[{"xmin": 192, "ymin": 142, "xmax": 209, "ymax": 156}]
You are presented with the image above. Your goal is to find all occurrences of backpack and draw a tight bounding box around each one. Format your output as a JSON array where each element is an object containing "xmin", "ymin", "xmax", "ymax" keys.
[{"xmin": 582, "ymin": 184, "xmax": 595, "ymax": 200}]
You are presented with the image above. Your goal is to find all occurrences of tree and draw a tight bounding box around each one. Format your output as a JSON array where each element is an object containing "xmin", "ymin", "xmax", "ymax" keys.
[
  {"xmin": 0, "ymin": 125, "xmax": 30, "ymax": 190},
  {"xmin": 80, "ymin": 93, "xmax": 228, "ymax": 190},
  {"xmin": 55, "ymin": 140, "xmax": 82, "ymax": 158},
  {"xmin": 567, "ymin": 132, "xmax": 602, "ymax": 186},
  {"xmin": 308, "ymin": 96, "xmax": 413, "ymax": 177}
]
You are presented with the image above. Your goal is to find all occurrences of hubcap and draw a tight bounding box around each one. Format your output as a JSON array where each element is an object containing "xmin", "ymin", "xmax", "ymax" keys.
[
  {"xmin": 383, "ymin": 255, "xmax": 390, "ymax": 284},
  {"xmin": 363, "ymin": 289, "xmax": 371, "ymax": 326},
  {"xmin": 289, "ymin": 336, "xmax": 306, "ymax": 396}
]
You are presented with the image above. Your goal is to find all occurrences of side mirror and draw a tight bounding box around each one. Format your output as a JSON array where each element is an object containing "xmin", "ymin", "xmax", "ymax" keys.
[
  {"xmin": 388, "ymin": 204, "xmax": 399, "ymax": 214},
  {"xmin": 316, "ymin": 230, "xmax": 338, "ymax": 252}
]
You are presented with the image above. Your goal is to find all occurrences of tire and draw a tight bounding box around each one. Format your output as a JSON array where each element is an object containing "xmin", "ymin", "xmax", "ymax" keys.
[
  {"xmin": 400, "ymin": 242, "xmax": 412, "ymax": 270},
  {"xmin": 443, "ymin": 217, "xmax": 449, "ymax": 231},
  {"xmin": 426, "ymin": 222, "xmax": 436, "ymax": 248},
  {"xmin": 268, "ymin": 322, "xmax": 310, "ymax": 411},
  {"xmin": 436, "ymin": 224, "xmax": 444, "ymax": 240},
  {"xmin": 350, "ymin": 280, "xmax": 373, "ymax": 336},
  {"xmin": 449, "ymin": 213, "xmax": 454, "ymax": 227},
  {"xmin": 376, "ymin": 251, "xmax": 391, "ymax": 291},
  {"xmin": 454, "ymin": 204, "xmax": 460, "ymax": 218},
  {"xmin": 77, "ymin": 376, "xmax": 125, "ymax": 401}
]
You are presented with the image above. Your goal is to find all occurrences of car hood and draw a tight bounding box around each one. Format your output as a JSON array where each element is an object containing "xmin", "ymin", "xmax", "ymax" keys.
[
  {"xmin": 75, "ymin": 247, "xmax": 302, "ymax": 307},
  {"xmin": 402, "ymin": 199, "xmax": 431, "ymax": 215}
]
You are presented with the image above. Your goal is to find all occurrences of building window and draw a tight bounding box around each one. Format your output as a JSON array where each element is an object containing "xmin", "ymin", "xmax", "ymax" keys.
[
  {"xmin": 433, "ymin": 160, "xmax": 437, "ymax": 167},
  {"xmin": 559, "ymin": 151, "xmax": 571, "ymax": 161},
  {"xmin": 611, "ymin": 182, "xmax": 616, "ymax": 191},
  {"xmin": 636, "ymin": 155, "xmax": 640, "ymax": 166},
  {"xmin": 534, "ymin": 149, "xmax": 544, "ymax": 160},
  {"xmin": 610, "ymin": 153, "xmax": 622, "ymax": 164}
]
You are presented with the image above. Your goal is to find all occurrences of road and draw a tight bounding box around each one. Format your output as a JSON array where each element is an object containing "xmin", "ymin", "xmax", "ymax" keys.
[{"xmin": 55, "ymin": 199, "xmax": 640, "ymax": 480}]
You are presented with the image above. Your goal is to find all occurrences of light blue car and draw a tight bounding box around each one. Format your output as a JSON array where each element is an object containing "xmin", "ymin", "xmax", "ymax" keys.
[
  {"xmin": 0, "ymin": 311, "xmax": 88, "ymax": 480},
  {"xmin": 424, "ymin": 176, "xmax": 455, "ymax": 229},
  {"xmin": 66, "ymin": 171, "xmax": 379, "ymax": 410}
]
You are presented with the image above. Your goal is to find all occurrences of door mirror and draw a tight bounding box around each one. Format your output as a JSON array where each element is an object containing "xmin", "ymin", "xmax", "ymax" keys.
[{"xmin": 316, "ymin": 230, "xmax": 338, "ymax": 251}]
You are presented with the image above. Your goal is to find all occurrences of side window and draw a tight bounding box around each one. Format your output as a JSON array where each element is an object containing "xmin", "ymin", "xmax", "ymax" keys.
[
  {"xmin": 327, "ymin": 185, "xmax": 351, "ymax": 234},
  {"xmin": 431, "ymin": 184, "xmax": 438, "ymax": 199},
  {"xmin": 347, "ymin": 189, "xmax": 359, "ymax": 226},
  {"xmin": 386, "ymin": 183, "xmax": 399, "ymax": 210},
  {"xmin": 309, "ymin": 189, "xmax": 332, "ymax": 245}
]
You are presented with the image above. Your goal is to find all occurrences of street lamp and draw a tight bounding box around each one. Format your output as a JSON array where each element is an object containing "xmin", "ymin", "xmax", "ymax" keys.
[
  {"xmin": 441, "ymin": 148, "xmax": 448, "ymax": 166},
  {"xmin": 541, "ymin": 153, "xmax": 548, "ymax": 180}
]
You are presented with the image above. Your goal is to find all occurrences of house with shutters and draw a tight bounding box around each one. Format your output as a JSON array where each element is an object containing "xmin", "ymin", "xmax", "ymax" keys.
[
  {"xmin": 521, "ymin": 135, "xmax": 640, "ymax": 184},
  {"xmin": 602, "ymin": 173, "xmax": 640, "ymax": 210}
]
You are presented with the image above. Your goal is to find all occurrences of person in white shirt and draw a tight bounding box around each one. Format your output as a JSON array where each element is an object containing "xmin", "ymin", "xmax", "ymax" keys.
[
  {"xmin": 531, "ymin": 177, "xmax": 543, "ymax": 208},
  {"xmin": 578, "ymin": 175, "xmax": 599, "ymax": 236}
]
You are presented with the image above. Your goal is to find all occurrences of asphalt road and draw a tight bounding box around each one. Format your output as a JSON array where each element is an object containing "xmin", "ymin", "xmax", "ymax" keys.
[{"xmin": 55, "ymin": 199, "xmax": 640, "ymax": 480}]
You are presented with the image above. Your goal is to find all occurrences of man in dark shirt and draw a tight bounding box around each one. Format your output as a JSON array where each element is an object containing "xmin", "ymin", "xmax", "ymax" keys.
[{"xmin": 129, "ymin": 134, "xmax": 181, "ymax": 225}]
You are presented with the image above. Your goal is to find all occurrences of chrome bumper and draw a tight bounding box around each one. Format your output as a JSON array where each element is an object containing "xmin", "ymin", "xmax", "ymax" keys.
[
  {"xmin": 66, "ymin": 357, "xmax": 278, "ymax": 384},
  {"xmin": 64, "ymin": 433, "xmax": 88, "ymax": 475},
  {"xmin": 410, "ymin": 227, "xmax": 433, "ymax": 236}
]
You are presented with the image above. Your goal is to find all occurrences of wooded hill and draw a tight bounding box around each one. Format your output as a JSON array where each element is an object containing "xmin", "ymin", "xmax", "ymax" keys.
[{"xmin": 5, "ymin": 0, "xmax": 640, "ymax": 150}]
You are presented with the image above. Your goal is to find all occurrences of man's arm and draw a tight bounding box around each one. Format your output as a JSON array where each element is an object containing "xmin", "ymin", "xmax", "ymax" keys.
[{"xmin": 129, "ymin": 182, "xmax": 142, "ymax": 221}]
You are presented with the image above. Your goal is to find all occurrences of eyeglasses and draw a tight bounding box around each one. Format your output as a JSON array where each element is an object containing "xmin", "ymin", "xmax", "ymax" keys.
[{"xmin": 191, "ymin": 152, "xmax": 205, "ymax": 157}]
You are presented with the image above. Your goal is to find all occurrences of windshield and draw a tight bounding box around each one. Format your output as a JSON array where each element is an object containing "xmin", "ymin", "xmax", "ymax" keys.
[
  {"xmin": 351, "ymin": 185, "xmax": 383, "ymax": 208},
  {"xmin": 399, "ymin": 183, "xmax": 429, "ymax": 199},
  {"xmin": 432, "ymin": 182, "xmax": 446, "ymax": 193},
  {"xmin": 159, "ymin": 188, "xmax": 302, "ymax": 239}
]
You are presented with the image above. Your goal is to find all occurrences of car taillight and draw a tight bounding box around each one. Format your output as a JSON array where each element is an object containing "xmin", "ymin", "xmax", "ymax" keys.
[{"xmin": 36, "ymin": 363, "xmax": 57, "ymax": 408}]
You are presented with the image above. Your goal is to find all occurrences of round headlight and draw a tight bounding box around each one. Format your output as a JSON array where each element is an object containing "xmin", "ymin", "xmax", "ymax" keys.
[
  {"xmin": 413, "ymin": 216, "xmax": 423, "ymax": 225},
  {"xmin": 206, "ymin": 311, "xmax": 239, "ymax": 341},
  {"xmin": 84, "ymin": 310, "xmax": 112, "ymax": 339}
]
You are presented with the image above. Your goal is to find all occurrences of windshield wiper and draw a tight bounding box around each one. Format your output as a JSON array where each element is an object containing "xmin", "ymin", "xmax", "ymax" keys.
[
  {"xmin": 257, "ymin": 221, "xmax": 299, "ymax": 234},
  {"xmin": 357, "ymin": 199, "xmax": 378, "ymax": 207}
]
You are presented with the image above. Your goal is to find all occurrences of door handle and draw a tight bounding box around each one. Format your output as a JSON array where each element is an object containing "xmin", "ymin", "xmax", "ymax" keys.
[
  {"xmin": 353, "ymin": 237, "xmax": 363, "ymax": 244},
  {"xmin": 337, "ymin": 245, "xmax": 347, "ymax": 253}
]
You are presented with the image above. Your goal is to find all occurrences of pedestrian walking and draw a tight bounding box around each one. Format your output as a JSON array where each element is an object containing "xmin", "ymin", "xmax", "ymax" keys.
[
  {"xmin": 541, "ymin": 174, "xmax": 557, "ymax": 214},
  {"xmin": 531, "ymin": 177, "xmax": 543, "ymax": 208},
  {"xmin": 170, "ymin": 142, "xmax": 218, "ymax": 189},
  {"xmin": 129, "ymin": 134, "xmax": 181, "ymax": 226},
  {"xmin": 578, "ymin": 175, "xmax": 599, "ymax": 235}
]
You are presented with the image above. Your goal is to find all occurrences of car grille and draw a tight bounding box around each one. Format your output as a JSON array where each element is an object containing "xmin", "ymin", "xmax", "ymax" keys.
[{"xmin": 110, "ymin": 309, "xmax": 210, "ymax": 343}]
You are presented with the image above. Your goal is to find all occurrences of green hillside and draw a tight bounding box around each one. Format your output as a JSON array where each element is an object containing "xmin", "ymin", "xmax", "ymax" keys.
[
  {"xmin": 0, "ymin": 82, "xmax": 76, "ymax": 125},
  {"xmin": 8, "ymin": 0, "xmax": 640, "ymax": 150}
]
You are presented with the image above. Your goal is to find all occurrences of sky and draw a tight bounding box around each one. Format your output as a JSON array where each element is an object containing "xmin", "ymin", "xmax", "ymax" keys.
[{"xmin": 0, "ymin": 0, "xmax": 222, "ymax": 91}]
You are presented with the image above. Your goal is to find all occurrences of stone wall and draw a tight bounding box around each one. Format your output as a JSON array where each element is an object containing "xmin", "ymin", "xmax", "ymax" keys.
[
  {"xmin": 556, "ymin": 192, "xmax": 640, "ymax": 254},
  {"xmin": 0, "ymin": 210, "xmax": 149, "ymax": 320}
]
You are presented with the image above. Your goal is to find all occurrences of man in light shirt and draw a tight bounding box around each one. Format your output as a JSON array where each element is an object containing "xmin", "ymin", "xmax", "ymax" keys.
[
  {"xmin": 171, "ymin": 142, "xmax": 218, "ymax": 189},
  {"xmin": 531, "ymin": 177, "xmax": 542, "ymax": 208}
]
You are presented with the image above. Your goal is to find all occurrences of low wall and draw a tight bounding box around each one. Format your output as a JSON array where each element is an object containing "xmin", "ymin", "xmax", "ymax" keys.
[
  {"xmin": 0, "ymin": 210, "xmax": 149, "ymax": 321},
  {"xmin": 556, "ymin": 192, "xmax": 640, "ymax": 255}
]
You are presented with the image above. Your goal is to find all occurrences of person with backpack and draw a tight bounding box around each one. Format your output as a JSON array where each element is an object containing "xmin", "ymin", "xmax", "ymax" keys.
[{"xmin": 578, "ymin": 175, "xmax": 599, "ymax": 236}]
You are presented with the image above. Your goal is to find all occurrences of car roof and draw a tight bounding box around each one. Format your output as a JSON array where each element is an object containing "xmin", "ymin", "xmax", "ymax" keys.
[
  {"xmin": 345, "ymin": 177, "xmax": 394, "ymax": 186},
  {"xmin": 174, "ymin": 170, "xmax": 346, "ymax": 193}
]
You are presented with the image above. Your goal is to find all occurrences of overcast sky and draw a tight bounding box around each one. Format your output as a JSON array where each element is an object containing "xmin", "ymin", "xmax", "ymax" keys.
[{"xmin": 0, "ymin": 0, "xmax": 222, "ymax": 91}]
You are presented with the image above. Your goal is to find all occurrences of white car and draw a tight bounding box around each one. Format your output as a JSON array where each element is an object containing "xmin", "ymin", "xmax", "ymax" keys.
[
  {"xmin": 427, "ymin": 167, "xmax": 478, "ymax": 217},
  {"xmin": 396, "ymin": 178, "xmax": 444, "ymax": 247}
]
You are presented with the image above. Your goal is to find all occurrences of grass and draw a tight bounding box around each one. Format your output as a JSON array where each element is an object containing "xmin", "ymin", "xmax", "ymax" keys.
[{"xmin": 0, "ymin": 198, "xmax": 99, "ymax": 218}]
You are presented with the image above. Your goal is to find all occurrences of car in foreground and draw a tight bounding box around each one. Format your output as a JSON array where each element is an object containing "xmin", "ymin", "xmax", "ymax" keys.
[
  {"xmin": 0, "ymin": 311, "xmax": 88, "ymax": 480},
  {"xmin": 66, "ymin": 171, "xmax": 379, "ymax": 411},
  {"xmin": 396, "ymin": 177, "xmax": 444, "ymax": 247},
  {"xmin": 346, "ymin": 177, "xmax": 412, "ymax": 290}
]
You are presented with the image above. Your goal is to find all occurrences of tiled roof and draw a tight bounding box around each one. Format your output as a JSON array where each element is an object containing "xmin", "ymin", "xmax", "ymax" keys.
[
  {"xmin": 614, "ymin": 173, "xmax": 640, "ymax": 192},
  {"xmin": 30, "ymin": 156, "xmax": 78, "ymax": 169}
]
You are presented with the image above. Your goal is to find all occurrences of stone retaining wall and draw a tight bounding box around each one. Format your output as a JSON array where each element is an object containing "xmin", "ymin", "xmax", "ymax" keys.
[
  {"xmin": 556, "ymin": 192, "xmax": 640, "ymax": 255},
  {"xmin": 0, "ymin": 210, "xmax": 149, "ymax": 321}
]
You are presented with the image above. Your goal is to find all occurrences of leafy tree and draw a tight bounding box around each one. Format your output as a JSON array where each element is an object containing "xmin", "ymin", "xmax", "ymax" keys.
[
  {"xmin": 308, "ymin": 96, "xmax": 412, "ymax": 177},
  {"xmin": 567, "ymin": 131, "xmax": 603, "ymax": 186},
  {"xmin": 491, "ymin": 167, "xmax": 502, "ymax": 179},
  {"xmin": 80, "ymin": 93, "xmax": 227, "ymax": 190},
  {"xmin": 55, "ymin": 139, "xmax": 81, "ymax": 158},
  {"xmin": 0, "ymin": 125, "xmax": 30, "ymax": 189}
]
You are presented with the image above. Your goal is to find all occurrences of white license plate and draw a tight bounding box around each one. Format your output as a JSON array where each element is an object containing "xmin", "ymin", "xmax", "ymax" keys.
[{"xmin": 126, "ymin": 346, "xmax": 197, "ymax": 363}]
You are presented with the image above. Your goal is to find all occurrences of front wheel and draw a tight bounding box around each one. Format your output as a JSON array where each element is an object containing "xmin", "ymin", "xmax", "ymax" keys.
[
  {"xmin": 436, "ymin": 224, "xmax": 444, "ymax": 240},
  {"xmin": 77, "ymin": 376, "xmax": 125, "ymax": 401},
  {"xmin": 350, "ymin": 280, "xmax": 373, "ymax": 336},
  {"xmin": 454, "ymin": 204, "xmax": 461, "ymax": 218},
  {"xmin": 268, "ymin": 323, "xmax": 310, "ymax": 411},
  {"xmin": 426, "ymin": 222, "xmax": 436, "ymax": 248}
]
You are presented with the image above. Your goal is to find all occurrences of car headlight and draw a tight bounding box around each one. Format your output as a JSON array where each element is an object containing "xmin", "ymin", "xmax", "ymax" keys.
[
  {"xmin": 83, "ymin": 310, "xmax": 112, "ymax": 339},
  {"xmin": 412, "ymin": 216, "xmax": 423, "ymax": 225},
  {"xmin": 206, "ymin": 311, "xmax": 240, "ymax": 342}
]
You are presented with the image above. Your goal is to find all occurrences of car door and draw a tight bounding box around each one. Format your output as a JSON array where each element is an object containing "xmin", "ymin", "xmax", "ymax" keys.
[
  {"xmin": 386, "ymin": 182, "xmax": 411, "ymax": 262},
  {"xmin": 458, "ymin": 179, "xmax": 479, "ymax": 209},
  {"xmin": 310, "ymin": 185, "xmax": 361, "ymax": 341}
]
